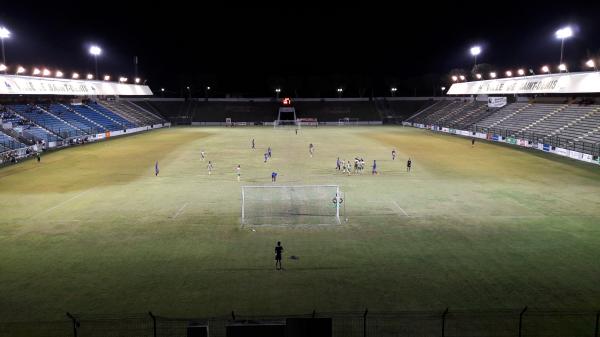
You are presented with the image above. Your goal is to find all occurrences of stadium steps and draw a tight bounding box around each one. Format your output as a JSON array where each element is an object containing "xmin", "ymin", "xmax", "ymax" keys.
[
  {"xmin": 83, "ymin": 104, "xmax": 129, "ymax": 128},
  {"xmin": 0, "ymin": 129, "xmax": 27, "ymax": 151},
  {"xmin": 99, "ymin": 101, "xmax": 144, "ymax": 126},
  {"xmin": 9, "ymin": 107, "xmax": 64, "ymax": 140},
  {"xmin": 60, "ymin": 103, "xmax": 107, "ymax": 131},
  {"xmin": 521, "ymin": 104, "xmax": 568, "ymax": 132},
  {"xmin": 405, "ymin": 100, "xmax": 452, "ymax": 122},
  {"xmin": 550, "ymin": 107, "xmax": 600, "ymax": 139},
  {"xmin": 125, "ymin": 101, "xmax": 165, "ymax": 123},
  {"xmin": 486, "ymin": 103, "xmax": 531, "ymax": 128},
  {"xmin": 35, "ymin": 105, "xmax": 85, "ymax": 134}
]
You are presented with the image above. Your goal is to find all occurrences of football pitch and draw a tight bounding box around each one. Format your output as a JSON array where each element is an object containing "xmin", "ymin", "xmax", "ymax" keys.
[{"xmin": 0, "ymin": 126, "xmax": 599, "ymax": 321}]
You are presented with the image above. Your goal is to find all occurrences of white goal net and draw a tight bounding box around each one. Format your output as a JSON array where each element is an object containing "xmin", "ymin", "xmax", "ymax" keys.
[{"xmin": 241, "ymin": 185, "xmax": 342, "ymax": 225}]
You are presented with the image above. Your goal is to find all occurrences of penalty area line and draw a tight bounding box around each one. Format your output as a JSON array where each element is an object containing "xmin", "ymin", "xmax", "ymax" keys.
[
  {"xmin": 172, "ymin": 203, "xmax": 188, "ymax": 219},
  {"xmin": 39, "ymin": 189, "xmax": 93, "ymax": 215},
  {"xmin": 391, "ymin": 201, "xmax": 410, "ymax": 217}
]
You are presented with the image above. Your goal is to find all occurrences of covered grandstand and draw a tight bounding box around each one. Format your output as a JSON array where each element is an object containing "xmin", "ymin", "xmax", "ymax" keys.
[
  {"xmin": 403, "ymin": 71, "xmax": 600, "ymax": 164},
  {"xmin": 0, "ymin": 74, "xmax": 169, "ymax": 164}
]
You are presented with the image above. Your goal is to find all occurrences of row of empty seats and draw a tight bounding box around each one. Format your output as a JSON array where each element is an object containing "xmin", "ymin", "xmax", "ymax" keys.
[
  {"xmin": 1, "ymin": 101, "xmax": 165, "ymax": 145},
  {"xmin": 407, "ymin": 100, "xmax": 600, "ymax": 147},
  {"xmin": 101, "ymin": 100, "xmax": 165, "ymax": 126}
]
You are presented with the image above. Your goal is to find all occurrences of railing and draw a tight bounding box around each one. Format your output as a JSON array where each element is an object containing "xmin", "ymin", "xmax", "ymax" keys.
[
  {"xmin": 472, "ymin": 125, "xmax": 600, "ymax": 156},
  {"xmin": 1, "ymin": 309, "xmax": 598, "ymax": 337}
]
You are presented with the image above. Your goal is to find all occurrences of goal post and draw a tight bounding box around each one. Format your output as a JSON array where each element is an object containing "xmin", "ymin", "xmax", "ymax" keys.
[{"xmin": 241, "ymin": 185, "xmax": 342, "ymax": 225}]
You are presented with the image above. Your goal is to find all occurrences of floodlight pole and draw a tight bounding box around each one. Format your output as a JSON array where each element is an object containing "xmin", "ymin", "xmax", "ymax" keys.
[
  {"xmin": 1, "ymin": 38, "xmax": 5, "ymax": 70},
  {"xmin": 94, "ymin": 55, "xmax": 98, "ymax": 79},
  {"xmin": 559, "ymin": 38, "xmax": 565, "ymax": 65}
]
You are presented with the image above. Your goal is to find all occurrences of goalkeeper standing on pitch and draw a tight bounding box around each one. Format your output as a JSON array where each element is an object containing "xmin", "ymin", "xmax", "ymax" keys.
[{"xmin": 275, "ymin": 241, "xmax": 284, "ymax": 270}]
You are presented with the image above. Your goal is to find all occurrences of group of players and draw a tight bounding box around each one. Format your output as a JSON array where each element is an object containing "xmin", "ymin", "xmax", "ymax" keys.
[{"xmin": 154, "ymin": 138, "xmax": 412, "ymax": 180}]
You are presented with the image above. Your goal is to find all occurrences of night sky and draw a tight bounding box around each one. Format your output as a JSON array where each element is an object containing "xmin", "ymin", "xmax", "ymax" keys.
[{"xmin": 1, "ymin": 2, "xmax": 599, "ymax": 97}]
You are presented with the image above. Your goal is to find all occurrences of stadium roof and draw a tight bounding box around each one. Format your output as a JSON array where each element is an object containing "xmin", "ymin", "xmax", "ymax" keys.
[
  {"xmin": 447, "ymin": 71, "xmax": 600, "ymax": 95},
  {"xmin": 0, "ymin": 74, "xmax": 152, "ymax": 96}
]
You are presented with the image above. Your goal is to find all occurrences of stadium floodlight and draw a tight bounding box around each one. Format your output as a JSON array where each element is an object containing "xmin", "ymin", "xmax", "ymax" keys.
[
  {"xmin": 541, "ymin": 65, "xmax": 550, "ymax": 73},
  {"xmin": 104, "ymin": 75, "xmax": 110, "ymax": 81},
  {"xmin": 517, "ymin": 69, "xmax": 525, "ymax": 76},
  {"xmin": 390, "ymin": 87, "xmax": 397, "ymax": 96},
  {"xmin": 555, "ymin": 26, "xmax": 573, "ymax": 64},
  {"xmin": 118, "ymin": 77, "xmax": 127, "ymax": 82},
  {"xmin": 441, "ymin": 86, "xmax": 446, "ymax": 91},
  {"xmin": 33, "ymin": 68, "xmax": 41, "ymax": 75},
  {"xmin": 451, "ymin": 75, "xmax": 458, "ymax": 82},
  {"xmin": 72, "ymin": 72, "xmax": 79, "ymax": 79},
  {"xmin": 0, "ymin": 64, "xmax": 6, "ymax": 72},
  {"xmin": 86, "ymin": 73, "xmax": 93, "ymax": 80},
  {"xmin": 55, "ymin": 70, "xmax": 63, "ymax": 77},
  {"xmin": 558, "ymin": 63, "xmax": 567, "ymax": 72},
  {"xmin": 134, "ymin": 77, "xmax": 141, "ymax": 84},
  {"xmin": 42, "ymin": 68, "xmax": 51, "ymax": 76},
  {"xmin": 470, "ymin": 45, "xmax": 482, "ymax": 68},
  {"xmin": 505, "ymin": 70, "xmax": 513, "ymax": 77},
  {"xmin": 490, "ymin": 72, "xmax": 497, "ymax": 78},
  {"xmin": 459, "ymin": 75, "xmax": 465, "ymax": 81},
  {"xmin": 16, "ymin": 66, "xmax": 25, "ymax": 74},
  {"xmin": 161, "ymin": 88, "xmax": 165, "ymax": 92},
  {"xmin": 475, "ymin": 73, "xmax": 482, "ymax": 79},
  {"xmin": 206, "ymin": 86, "xmax": 210, "ymax": 90},
  {"xmin": 585, "ymin": 59, "xmax": 596, "ymax": 70},
  {"xmin": 0, "ymin": 26, "xmax": 10, "ymax": 69},
  {"xmin": 89, "ymin": 45, "xmax": 102, "ymax": 78}
]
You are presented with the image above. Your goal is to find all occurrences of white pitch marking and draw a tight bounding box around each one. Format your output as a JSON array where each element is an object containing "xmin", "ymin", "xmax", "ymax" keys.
[
  {"xmin": 40, "ymin": 189, "xmax": 92, "ymax": 215},
  {"xmin": 172, "ymin": 203, "xmax": 188, "ymax": 219},
  {"xmin": 392, "ymin": 201, "xmax": 409, "ymax": 217}
]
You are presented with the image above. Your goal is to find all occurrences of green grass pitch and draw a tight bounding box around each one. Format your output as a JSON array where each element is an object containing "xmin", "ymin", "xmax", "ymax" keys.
[{"xmin": 0, "ymin": 126, "xmax": 599, "ymax": 321}]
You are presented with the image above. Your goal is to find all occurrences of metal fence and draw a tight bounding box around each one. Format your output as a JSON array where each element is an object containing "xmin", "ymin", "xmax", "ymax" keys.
[
  {"xmin": 1, "ymin": 309, "xmax": 598, "ymax": 337},
  {"xmin": 462, "ymin": 124, "xmax": 600, "ymax": 156}
]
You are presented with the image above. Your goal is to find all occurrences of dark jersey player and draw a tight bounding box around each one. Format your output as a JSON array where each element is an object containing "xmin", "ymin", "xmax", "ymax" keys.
[
  {"xmin": 275, "ymin": 241, "xmax": 284, "ymax": 270},
  {"xmin": 407, "ymin": 158, "xmax": 412, "ymax": 172}
]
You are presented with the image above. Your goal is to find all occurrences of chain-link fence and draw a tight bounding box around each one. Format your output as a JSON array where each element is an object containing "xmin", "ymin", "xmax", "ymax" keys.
[{"xmin": 1, "ymin": 309, "xmax": 598, "ymax": 337}]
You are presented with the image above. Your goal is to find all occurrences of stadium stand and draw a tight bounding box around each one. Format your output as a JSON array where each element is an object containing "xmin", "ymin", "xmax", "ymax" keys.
[
  {"xmin": 99, "ymin": 100, "xmax": 165, "ymax": 126},
  {"xmin": 406, "ymin": 99, "xmax": 600, "ymax": 156},
  {"xmin": 0, "ymin": 129, "xmax": 26, "ymax": 152},
  {"xmin": 10, "ymin": 104, "xmax": 83, "ymax": 138},
  {"xmin": 84, "ymin": 102, "xmax": 137, "ymax": 129}
]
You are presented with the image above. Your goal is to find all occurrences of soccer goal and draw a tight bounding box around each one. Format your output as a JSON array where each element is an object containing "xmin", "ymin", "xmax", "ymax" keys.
[
  {"xmin": 241, "ymin": 185, "xmax": 343, "ymax": 225},
  {"xmin": 338, "ymin": 117, "xmax": 359, "ymax": 126}
]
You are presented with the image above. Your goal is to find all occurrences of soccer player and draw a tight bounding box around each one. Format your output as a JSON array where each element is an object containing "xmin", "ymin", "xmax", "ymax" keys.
[
  {"xmin": 268, "ymin": 146, "xmax": 272, "ymax": 158},
  {"xmin": 207, "ymin": 161, "xmax": 213, "ymax": 175},
  {"xmin": 251, "ymin": 138, "xmax": 255, "ymax": 149},
  {"xmin": 271, "ymin": 171, "xmax": 278, "ymax": 182},
  {"xmin": 201, "ymin": 150, "xmax": 205, "ymax": 161},
  {"xmin": 264, "ymin": 152, "xmax": 269, "ymax": 163},
  {"xmin": 392, "ymin": 149, "xmax": 396, "ymax": 160},
  {"xmin": 309, "ymin": 143, "xmax": 314, "ymax": 157},
  {"xmin": 155, "ymin": 161, "xmax": 159, "ymax": 176},
  {"xmin": 336, "ymin": 157, "xmax": 341, "ymax": 171},
  {"xmin": 346, "ymin": 161, "xmax": 352, "ymax": 176},
  {"xmin": 372, "ymin": 160, "xmax": 377, "ymax": 175},
  {"xmin": 275, "ymin": 241, "xmax": 284, "ymax": 270},
  {"xmin": 236, "ymin": 164, "xmax": 241, "ymax": 181},
  {"xmin": 407, "ymin": 158, "xmax": 412, "ymax": 172},
  {"xmin": 471, "ymin": 138, "xmax": 475, "ymax": 147}
]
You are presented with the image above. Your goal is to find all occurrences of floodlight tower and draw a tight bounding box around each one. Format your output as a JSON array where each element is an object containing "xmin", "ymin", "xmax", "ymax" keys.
[
  {"xmin": 555, "ymin": 26, "xmax": 573, "ymax": 65},
  {"xmin": 89, "ymin": 45, "xmax": 102, "ymax": 79},
  {"xmin": 0, "ymin": 26, "xmax": 10, "ymax": 72},
  {"xmin": 470, "ymin": 46, "xmax": 481, "ymax": 70}
]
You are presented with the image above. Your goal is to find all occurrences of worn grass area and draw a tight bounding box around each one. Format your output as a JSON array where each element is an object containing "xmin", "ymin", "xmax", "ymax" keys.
[{"xmin": 0, "ymin": 126, "xmax": 599, "ymax": 321}]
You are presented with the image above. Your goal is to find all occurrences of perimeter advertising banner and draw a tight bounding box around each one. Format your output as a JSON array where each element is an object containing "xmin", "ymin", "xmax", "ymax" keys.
[
  {"xmin": 448, "ymin": 71, "xmax": 600, "ymax": 95},
  {"xmin": 0, "ymin": 74, "xmax": 153, "ymax": 96}
]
